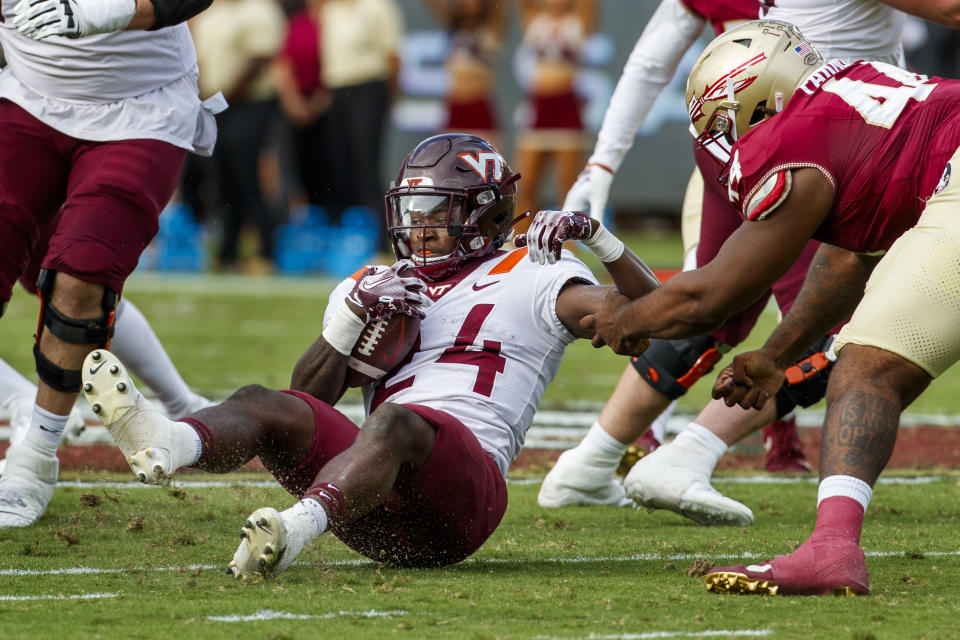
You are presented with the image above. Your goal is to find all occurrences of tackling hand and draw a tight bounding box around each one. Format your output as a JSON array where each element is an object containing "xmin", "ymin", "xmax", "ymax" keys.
[
  {"xmin": 580, "ymin": 289, "xmax": 649, "ymax": 356},
  {"xmin": 13, "ymin": 0, "xmax": 135, "ymax": 39},
  {"xmin": 346, "ymin": 260, "xmax": 428, "ymax": 323},
  {"xmin": 711, "ymin": 350, "xmax": 785, "ymax": 410},
  {"xmin": 514, "ymin": 209, "xmax": 595, "ymax": 265},
  {"xmin": 562, "ymin": 164, "xmax": 614, "ymax": 225}
]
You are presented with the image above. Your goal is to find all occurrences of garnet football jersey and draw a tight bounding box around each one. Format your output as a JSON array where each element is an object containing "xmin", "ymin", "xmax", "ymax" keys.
[
  {"xmin": 324, "ymin": 249, "xmax": 598, "ymax": 477},
  {"xmin": 727, "ymin": 60, "xmax": 960, "ymax": 254}
]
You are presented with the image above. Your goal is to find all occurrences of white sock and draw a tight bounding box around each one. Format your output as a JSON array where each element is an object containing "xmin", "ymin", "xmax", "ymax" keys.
[
  {"xmin": 282, "ymin": 498, "xmax": 329, "ymax": 538},
  {"xmin": 111, "ymin": 299, "xmax": 195, "ymax": 418},
  {"xmin": 169, "ymin": 420, "xmax": 203, "ymax": 469},
  {"xmin": 667, "ymin": 422, "xmax": 727, "ymax": 476},
  {"xmin": 0, "ymin": 359, "xmax": 36, "ymax": 406},
  {"xmin": 24, "ymin": 405, "xmax": 68, "ymax": 456},
  {"xmin": 817, "ymin": 474, "xmax": 872, "ymax": 512},
  {"xmin": 649, "ymin": 399, "xmax": 676, "ymax": 444},
  {"xmin": 576, "ymin": 421, "xmax": 628, "ymax": 470}
]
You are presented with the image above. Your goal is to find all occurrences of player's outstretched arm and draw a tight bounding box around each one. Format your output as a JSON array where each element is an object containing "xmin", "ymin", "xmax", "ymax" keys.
[
  {"xmin": 12, "ymin": 0, "xmax": 212, "ymax": 40},
  {"xmin": 583, "ymin": 168, "xmax": 834, "ymax": 354},
  {"xmin": 291, "ymin": 261, "xmax": 427, "ymax": 402},
  {"xmin": 563, "ymin": 0, "xmax": 706, "ymax": 221},
  {"xmin": 514, "ymin": 208, "xmax": 659, "ymax": 299},
  {"xmin": 712, "ymin": 245, "xmax": 880, "ymax": 411}
]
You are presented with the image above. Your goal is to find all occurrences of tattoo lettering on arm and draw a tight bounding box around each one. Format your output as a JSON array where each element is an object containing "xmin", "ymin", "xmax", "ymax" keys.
[
  {"xmin": 819, "ymin": 389, "xmax": 900, "ymax": 484},
  {"xmin": 764, "ymin": 245, "xmax": 878, "ymax": 367}
]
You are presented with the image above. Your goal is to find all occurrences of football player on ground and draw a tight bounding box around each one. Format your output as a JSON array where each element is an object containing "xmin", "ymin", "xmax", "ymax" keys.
[
  {"xmin": 0, "ymin": 0, "xmax": 220, "ymax": 527},
  {"xmin": 541, "ymin": 0, "xmax": 960, "ymax": 522},
  {"xmin": 79, "ymin": 134, "xmax": 661, "ymax": 578},
  {"xmin": 587, "ymin": 20, "xmax": 960, "ymax": 595}
]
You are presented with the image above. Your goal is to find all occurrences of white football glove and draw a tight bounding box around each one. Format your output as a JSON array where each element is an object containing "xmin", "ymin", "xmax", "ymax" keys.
[
  {"xmin": 13, "ymin": 0, "xmax": 135, "ymax": 40},
  {"xmin": 561, "ymin": 164, "xmax": 615, "ymax": 225}
]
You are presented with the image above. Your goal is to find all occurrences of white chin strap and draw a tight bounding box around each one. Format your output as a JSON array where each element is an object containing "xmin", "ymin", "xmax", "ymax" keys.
[{"xmin": 725, "ymin": 78, "xmax": 739, "ymax": 141}]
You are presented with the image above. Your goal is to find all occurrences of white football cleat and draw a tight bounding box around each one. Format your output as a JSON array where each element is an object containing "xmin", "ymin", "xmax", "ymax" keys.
[
  {"xmin": 624, "ymin": 442, "xmax": 753, "ymax": 526},
  {"xmin": 81, "ymin": 350, "xmax": 180, "ymax": 485},
  {"xmin": 0, "ymin": 440, "xmax": 59, "ymax": 528},
  {"xmin": 538, "ymin": 448, "xmax": 633, "ymax": 508},
  {"xmin": 228, "ymin": 507, "xmax": 304, "ymax": 579}
]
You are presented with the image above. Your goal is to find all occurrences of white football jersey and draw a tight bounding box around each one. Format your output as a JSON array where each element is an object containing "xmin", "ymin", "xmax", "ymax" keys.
[
  {"xmin": 0, "ymin": 16, "xmax": 219, "ymax": 153},
  {"xmin": 763, "ymin": 0, "xmax": 905, "ymax": 65},
  {"xmin": 324, "ymin": 249, "xmax": 598, "ymax": 477}
]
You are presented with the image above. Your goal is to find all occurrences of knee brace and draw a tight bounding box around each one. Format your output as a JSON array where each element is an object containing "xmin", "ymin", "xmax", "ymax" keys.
[
  {"xmin": 33, "ymin": 269, "xmax": 118, "ymax": 392},
  {"xmin": 630, "ymin": 335, "xmax": 729, "ymax": 400},
  {"xmin": 774, "ymin": 334, "xmax": 835, "ymax": 419}
]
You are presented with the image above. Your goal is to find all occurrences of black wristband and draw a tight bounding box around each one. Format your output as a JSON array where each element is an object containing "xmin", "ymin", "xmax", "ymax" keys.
[{"xmin": 147, "ymin": 0, "xmax": 212, "ymax": 29}]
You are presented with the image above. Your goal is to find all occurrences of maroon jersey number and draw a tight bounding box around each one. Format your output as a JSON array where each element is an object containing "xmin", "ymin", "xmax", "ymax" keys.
[{"xmin": 436, "ymin": 303, "xmax": 506, "ymax": 397}]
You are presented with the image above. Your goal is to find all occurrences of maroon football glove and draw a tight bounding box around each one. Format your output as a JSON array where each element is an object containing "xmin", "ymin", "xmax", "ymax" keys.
[
  {"xmin": 514, "ymin": 209, "xmax": 595, "ymax": 264},
  {"xmin": 347, "ymin": 260, "xmax": 428, "ymax": 323}
]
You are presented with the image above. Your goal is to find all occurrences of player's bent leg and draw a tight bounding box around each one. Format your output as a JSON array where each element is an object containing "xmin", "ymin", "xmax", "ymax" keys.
[{"xmin": 706, "ymin": 347, "xmax": 931, "ymax": 596}]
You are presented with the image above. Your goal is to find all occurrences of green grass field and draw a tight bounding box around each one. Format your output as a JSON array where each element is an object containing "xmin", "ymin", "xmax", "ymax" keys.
[
  {"xmin": 2, "ymin": 474, "xmax": 959, "ymax": 639},
  {"xmin": 2, "ymin": 230, "xmax": 960, "ymax": 639}
]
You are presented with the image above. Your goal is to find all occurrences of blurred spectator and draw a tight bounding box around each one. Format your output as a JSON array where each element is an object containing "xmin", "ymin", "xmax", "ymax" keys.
[
  {"xmin": 273, "ymin": 0, "xmax": 334, "ymax": 208},
  {"xmin": 192, "ymin": 0, "xmax": 287, "ymax": 272},
  {"xmin": 424, "ymin": 0, "xmax": 505, "ymax": 147},
  {"xmin": 321, "ymin": 0, "xmax": 403, "ymax": 236},
  {"xmin": 513, "ymin": 0, "xmax": 595, "ymax": 221}
]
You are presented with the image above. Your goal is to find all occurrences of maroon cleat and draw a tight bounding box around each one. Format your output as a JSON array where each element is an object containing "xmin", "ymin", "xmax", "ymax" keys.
[
  {"xmin": 762, "ymin": 416, "xmax": 811, "ymax": 473},
  {"xmin": 704, "ymin": 535, "xmax": 869, "ymax": 596}
]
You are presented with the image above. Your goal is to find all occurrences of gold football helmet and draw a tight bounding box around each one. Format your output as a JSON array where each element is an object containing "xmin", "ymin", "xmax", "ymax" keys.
[{"xmin": 687, "ymin": 20, "xmax": 822, "ymax": 158}]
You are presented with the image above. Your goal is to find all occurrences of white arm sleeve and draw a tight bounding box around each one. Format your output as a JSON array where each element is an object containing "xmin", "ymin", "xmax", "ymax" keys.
[{"xmin": 587, "ymin": 0, "xmax": 706, "ymax": 172}]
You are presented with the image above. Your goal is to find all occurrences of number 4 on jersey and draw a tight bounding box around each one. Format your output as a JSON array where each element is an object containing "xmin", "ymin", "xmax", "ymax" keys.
[
  {"xmin": 437, "ymin": 304, "xmax": 506, "ymax": 397},
  {"xmin": 823, "ymin": 62, "xmax": 936, "ymax": 128}
]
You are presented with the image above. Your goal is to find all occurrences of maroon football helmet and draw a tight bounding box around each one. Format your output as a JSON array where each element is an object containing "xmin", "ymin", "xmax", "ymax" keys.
[{"xmin": 385, "ymin": 134, "xmax": 519, "ymax": 281}]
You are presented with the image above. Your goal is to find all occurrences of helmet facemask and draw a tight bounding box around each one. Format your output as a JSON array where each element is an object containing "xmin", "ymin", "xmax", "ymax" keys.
[{"xmin": 386, "ymin": 175, "xmax": 518, "ymax": 281}]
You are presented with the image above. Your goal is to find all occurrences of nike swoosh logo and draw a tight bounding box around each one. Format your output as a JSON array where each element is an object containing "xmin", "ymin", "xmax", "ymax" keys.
[
  {"xmin": 746, "ymin": 564, "xmax": 773, "ymax": 573},
  {"xmin": 472, "ymin": 281, "xmax": 499, "ymax": 291},
  {"xmin": 38, "ymin": 424, "xmax": 59, "ymax": 434},
  {"xmin": 88, "ymin": 361, "xmax": 106, "ymax": 375}
]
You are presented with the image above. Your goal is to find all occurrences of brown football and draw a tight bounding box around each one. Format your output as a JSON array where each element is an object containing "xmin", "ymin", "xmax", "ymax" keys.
[{"xmin": 345, "ymin": 313, "xmax": 421, "ymax": 387}]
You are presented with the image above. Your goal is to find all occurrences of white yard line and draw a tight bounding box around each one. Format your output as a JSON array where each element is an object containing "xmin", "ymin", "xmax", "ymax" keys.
[
  {"xmin": 207, "ymin": 609, "xmax": 408, "ymax": 622},
  {"xmin": 4, "ymin": 548, "xmax": 958, "ymax": 577},
  {"xmin": 49, "ymin": 475, "xmax": 953, "ymax": 490},
  {"xmin": 0, "ymin": 592, "xmax": 118, "ymax": 601}
]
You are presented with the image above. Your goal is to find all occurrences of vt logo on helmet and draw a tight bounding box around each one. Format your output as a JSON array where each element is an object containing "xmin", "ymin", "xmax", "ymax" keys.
[
  {"xmin": 385, "ymin": 134, "xmax": 520, "ymax": 281},
  {"xmin": 686, "ymin": 20, "xmax": 823, "ymax": 166}
]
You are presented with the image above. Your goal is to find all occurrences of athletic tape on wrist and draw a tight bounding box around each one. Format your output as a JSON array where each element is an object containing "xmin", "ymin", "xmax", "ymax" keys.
[
  {"xmin": 321, "ymin": 302, "xmax": 367, "ymax": 356},
  {"xmin": 583, "ymin": 225, "xmax": 625, "ymax": 262}
]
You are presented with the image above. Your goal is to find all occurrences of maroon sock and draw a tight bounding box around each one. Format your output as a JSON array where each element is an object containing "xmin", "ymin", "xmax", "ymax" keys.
[
  {"xmin": 302, "ymin": 482, "xmax": 345, "ymax": 527},
  {"xmin": 812, "ymin": 496, "xmax": 865, "ymax": 543}
]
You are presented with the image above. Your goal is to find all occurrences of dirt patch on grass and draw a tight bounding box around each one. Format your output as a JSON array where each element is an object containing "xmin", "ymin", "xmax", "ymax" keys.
[{"xmin": 3, "ymin": 424, "xmax": 958, "ymax": 475}]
